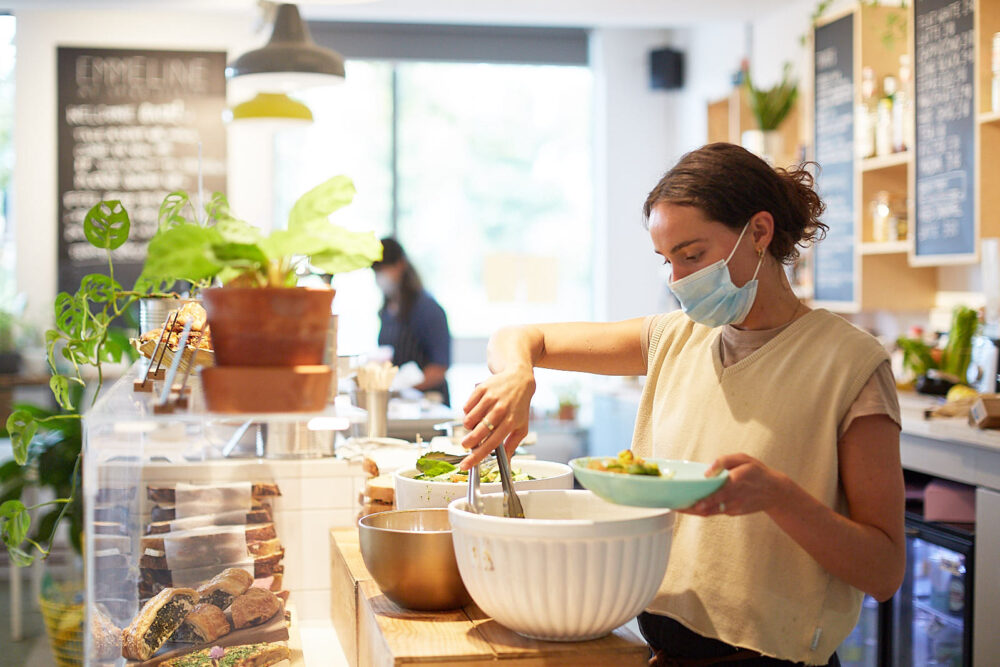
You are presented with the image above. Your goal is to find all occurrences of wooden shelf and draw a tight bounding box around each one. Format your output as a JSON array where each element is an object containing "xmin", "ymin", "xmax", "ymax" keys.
[
  {"xmin": 860, "ymin": 240, "xmax": 910, "ymax": 255},
  {"xmin": 861, "ymin": 151, "xmax": 910, "ymax": 172},
  {"xmin": 979, "ymin": 110, "xmax": 1000, "ymax": 125}
]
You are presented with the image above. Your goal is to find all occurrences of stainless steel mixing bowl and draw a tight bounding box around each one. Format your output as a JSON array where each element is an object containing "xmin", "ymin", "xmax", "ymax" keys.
[{"xmin": 357, "ymin": 508, "xmax": 471, "ymax": 611}]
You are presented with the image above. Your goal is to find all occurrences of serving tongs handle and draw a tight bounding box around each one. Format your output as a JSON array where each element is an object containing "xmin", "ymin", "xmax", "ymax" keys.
[
  {"xmin": 495, "ymin": 445, "xmax": 525, "ymax": 518},
  {"xmin": 467, "ymin": 461, "xmax": 484, "ymax": 514}
]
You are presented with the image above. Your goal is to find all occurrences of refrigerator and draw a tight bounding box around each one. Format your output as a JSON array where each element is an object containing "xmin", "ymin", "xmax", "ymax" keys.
[{"xmin": 838, "ymin": 513, "xmax": 974, "ymax": 666}]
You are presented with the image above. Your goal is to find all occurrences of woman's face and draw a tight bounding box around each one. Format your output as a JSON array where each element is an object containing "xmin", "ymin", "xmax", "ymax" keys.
[
  {"xmin": 374, "ymin": 261, "xmax": 404, "ymax": 295},
  {"xmin": 648, "ymin": 202, "xmax": 760, "ymax": 285}
]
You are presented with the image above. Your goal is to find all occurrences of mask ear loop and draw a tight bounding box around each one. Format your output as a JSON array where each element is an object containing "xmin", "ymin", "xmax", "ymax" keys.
[
  {"xmin": 725, "ymin": 222, "xmax": 752, "ymax": 264},
  {"xmin": 725, "ymin": 222, "xmax": 766, "ymax": 282}
]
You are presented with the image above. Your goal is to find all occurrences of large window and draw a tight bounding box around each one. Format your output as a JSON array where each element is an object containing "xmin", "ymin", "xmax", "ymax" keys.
[
  {"xmin": 275, "ymin": 51, "xmax": 592, "ymax": 355},
  {"xmin": 0, "ymin": 15, "xmax": 14, "ymax": 298}
]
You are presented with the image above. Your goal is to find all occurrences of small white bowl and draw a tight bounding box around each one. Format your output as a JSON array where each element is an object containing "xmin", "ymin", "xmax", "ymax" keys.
[
  {"xmin": 394, "ymin": 457, "xmax": 573, "ymax": 510},
  {"xmin": 448, "ymin": 489, "xmax": 674, "ymax": 641}
]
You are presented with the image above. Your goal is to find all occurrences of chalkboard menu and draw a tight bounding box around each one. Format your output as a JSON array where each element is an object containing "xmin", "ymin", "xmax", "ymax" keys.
[
  {"xmin": 913, "ymin": 0, "xmax": 975, "ymax": 260},
  {"xmin": 813, "ymin": 14, "xmax": 855, "ymax": 304},
  {"xmin": 57, "ymin": 47, "xmax": 227, "ymax": 295}
]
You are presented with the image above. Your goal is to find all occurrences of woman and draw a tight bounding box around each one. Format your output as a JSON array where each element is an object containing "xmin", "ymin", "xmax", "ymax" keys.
[
  {"xmin": 458, "ymin": 143, "xmax": 905, "ymax": 665},
  {"xmin": 373, "ymin": 237, "xmax": 452, "ymax": 405}
]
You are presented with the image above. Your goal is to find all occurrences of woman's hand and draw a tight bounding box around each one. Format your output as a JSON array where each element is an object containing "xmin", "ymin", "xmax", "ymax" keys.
[
  {"xmin": 680, "ymin": 453, "xmax": 791, "ymax": 517},
  {"xmin": 458, "ymin": 367, "xmax": 536, "ymax": 470}
]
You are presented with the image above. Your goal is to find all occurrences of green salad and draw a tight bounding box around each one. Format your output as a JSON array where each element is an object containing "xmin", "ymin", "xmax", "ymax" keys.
[{"xmin": 413, "ymin": 452, "xmax": 535, "ymax": 483}]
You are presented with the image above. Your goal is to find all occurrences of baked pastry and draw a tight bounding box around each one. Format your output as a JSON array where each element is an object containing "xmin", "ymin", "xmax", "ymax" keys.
[
  {"xmin": 198, "ymin": 568, "xmax": 254, "ymax": 610},
  {"xmin": 139, "ymin": 537, "xmax": 283, "ymax": 570},
  {"xmin": 145, "ymin": 509, "xmax": 272, "ymax": 535},
  {"xmin": 91, "ymin": 604, "xmax": 120, "ymax": 659},
  {"xmin": 139, "ymin": 556, "xmax": 283, "ymax": 599},
  {"xmin": 120, "ymin": 587, "xmax": 198, "ymax": 660},
  {"xmin": 159, "ymin": 641, "xmax": 290, "ymax": 667},
  {"xmin": 152, "ymin": 502, "xmax": 271, "ymax": 524},
  {"xmin": 141, "ymin": 523, "xmax": 277, "ymax": 553},
  {"xmin": 230, "ymin": 588, "xmax": 282, "ymax": 629},
  {"xmin": 147, "ymin": 483, "xmax": 281, "ymax": 504},
  {"xmin": 170, "ymin": 602, "xmax": 231, "ymax": 643}
]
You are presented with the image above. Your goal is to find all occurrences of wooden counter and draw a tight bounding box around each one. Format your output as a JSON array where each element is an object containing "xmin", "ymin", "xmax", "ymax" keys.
[{"xmin": 329, "ymin": 528, "xmax": 649, "ymax": 666}]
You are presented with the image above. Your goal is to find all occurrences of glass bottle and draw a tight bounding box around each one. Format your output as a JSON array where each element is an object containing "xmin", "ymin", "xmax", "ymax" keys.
[
  {"xmin": 876, "ymin": 75, "xmax": 897, "ymax": 157},
  {"xmin": 870, "ymin": 190, "xmax": 896, "ymax": 243},
  {"xmin": 857, "ymin": 67, "xmax": 877, "ymax": 159}
]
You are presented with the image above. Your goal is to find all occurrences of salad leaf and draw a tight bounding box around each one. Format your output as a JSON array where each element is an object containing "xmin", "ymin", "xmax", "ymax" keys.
[{"xmin": 415, "ymin": 456, "xmax": 458, "ymax": 478}]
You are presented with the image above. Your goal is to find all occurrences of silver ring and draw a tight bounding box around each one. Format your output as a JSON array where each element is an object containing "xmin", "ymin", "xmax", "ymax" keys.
[
  {"xmin": 718, "ymin": 502, "xmax": 726, "ymax": 513},
  {"xmin": 483, "ymin": 418, "xmax": 495, "ymax": 431}
]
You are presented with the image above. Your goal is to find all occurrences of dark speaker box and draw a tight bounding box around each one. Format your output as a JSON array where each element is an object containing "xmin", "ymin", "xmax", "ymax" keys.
[{"xmin": 649, "ymin": 47, "xmax": 684, "ymax": 90}]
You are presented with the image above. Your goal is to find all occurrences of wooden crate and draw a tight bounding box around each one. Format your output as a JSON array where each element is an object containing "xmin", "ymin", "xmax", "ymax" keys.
[{"xmin": 330, "ymin": 528, "xmax": 649, "ymax": 666}]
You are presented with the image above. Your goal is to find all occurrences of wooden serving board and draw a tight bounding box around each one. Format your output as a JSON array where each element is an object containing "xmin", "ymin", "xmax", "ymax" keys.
[{"xmin": 330, "ymin": 528, "xmax": 649, "ymax": 666}]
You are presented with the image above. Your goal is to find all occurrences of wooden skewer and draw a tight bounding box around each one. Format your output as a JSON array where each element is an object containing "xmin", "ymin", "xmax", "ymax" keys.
[
  {"xmin": 172, "ymin": 328, "xmax": 205, "ymax": 408},
  {"xmin": 153, "ymin": 319, "xmax": 193, "ymax": 414},
  {"xmin": 134, "ymin": 310, "xmax": 179, "ymax": 392}
]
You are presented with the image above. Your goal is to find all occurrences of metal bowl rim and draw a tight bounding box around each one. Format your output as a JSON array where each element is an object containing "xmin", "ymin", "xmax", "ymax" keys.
[{"xmin": 357, "ymin": 507, "xmax": 454, "ymax": 534}]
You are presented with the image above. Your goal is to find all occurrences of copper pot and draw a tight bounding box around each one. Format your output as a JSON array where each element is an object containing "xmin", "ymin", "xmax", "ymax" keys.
[{"xmin": 201, "ymin": 287, "xmax": 334, "ymax": 366}]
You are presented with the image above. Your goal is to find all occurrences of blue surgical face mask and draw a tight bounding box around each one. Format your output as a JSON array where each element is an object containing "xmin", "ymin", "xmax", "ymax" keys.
[{"xmin": 667, "ymin": 222, "xmax": 764, "ymax": 328}]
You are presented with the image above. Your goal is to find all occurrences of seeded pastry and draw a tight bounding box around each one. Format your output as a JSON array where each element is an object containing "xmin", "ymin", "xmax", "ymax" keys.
[
  {"xmin": 170, "ymin": 603, "xmax": 231, "ymax": 644},
  {"xmin": 197, "ymin": 568, "xmax": 254, "ymax": 610},
  {"xmin": 159, "ymin": 641, "xmax": 290, "ymax": 667},
  {"xmin": 230, "ymin": 589, "xmax": 282, "ymax": 630},
  {"xmin": 120, "ymin": 587, "xmax": 198, "ymax": 661}
]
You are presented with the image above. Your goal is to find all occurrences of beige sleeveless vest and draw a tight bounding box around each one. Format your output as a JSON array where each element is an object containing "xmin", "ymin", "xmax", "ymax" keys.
[{"xmin": 633, "ymin": 309, "xmax": 888, "ymax": 664}]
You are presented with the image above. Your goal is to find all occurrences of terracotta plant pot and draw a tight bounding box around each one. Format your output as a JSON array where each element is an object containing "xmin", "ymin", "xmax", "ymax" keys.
[
  {"xmin": 200, "ymin": 365, "xmax": 331, "ymax": 413},
  {"xmin": 201, "ymin": 287, "xmax": 334, "ymax": 367}
]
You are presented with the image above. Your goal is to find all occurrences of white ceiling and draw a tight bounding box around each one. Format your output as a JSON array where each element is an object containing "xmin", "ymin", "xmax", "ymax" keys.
[{"xmin": 5, "ymin": 0, "xmax": 792, "ymax": 29}]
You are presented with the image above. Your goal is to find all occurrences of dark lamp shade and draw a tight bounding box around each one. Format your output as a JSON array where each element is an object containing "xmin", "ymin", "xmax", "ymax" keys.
[{"xmin": 227, "ymin": 3, "xmax": 345, "ymax": 93}]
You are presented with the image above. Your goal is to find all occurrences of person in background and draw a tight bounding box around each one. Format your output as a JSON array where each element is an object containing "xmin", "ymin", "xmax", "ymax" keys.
[
  {"xmin": 458, "ymin": 143, "xmax": 905, "ymax": 665},
  {"xmin": 372, "ymin": 237, "xmax": 452, "ymax": 406}
]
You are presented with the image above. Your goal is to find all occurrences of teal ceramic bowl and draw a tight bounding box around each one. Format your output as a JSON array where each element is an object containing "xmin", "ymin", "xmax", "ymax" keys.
[{"xmin": 569, "ymin": 457, "xmax": 728, "ymax": 509}]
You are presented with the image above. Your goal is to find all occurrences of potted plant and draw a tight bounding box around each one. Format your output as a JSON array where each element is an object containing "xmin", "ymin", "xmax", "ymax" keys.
[
  {"xmin": 138, "ymin": 175, "xmax": 382, "ymax": 411},
  {"xmin": 741, "ymin": 61, "xmax": 799, "ymax": 165}
]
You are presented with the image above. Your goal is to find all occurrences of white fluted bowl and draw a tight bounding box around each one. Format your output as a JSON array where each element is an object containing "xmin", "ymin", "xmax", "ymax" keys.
[
  {"xmin": 448, "ymin": 489, "xmax": 673, "ymax": 641},
  {"xmin": 394, "ymin": 458, "xmax": 573, "ymax": 510}
]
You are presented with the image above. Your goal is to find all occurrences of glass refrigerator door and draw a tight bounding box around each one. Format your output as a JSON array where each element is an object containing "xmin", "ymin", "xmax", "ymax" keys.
[
  {"xmin": 892, "ymin": 521, "xmax": 973, "ymax": 667},
  {"xmin": 838, "ymin": 595, "xmax": 880, "ymax": 666}
]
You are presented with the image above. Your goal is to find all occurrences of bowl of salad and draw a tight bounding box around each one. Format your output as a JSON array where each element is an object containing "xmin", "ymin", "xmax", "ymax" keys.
[
  {"xmin": 570, "ymin": 450, "xmax": 728, "ymax": 509},
  {"xmin": 394, "ymin": 453, "xmax": 573, "ymax": 510}
]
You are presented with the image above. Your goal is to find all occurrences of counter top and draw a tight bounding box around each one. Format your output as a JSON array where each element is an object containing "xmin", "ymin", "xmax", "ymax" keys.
[
  {"xmin": 896, "ymin": 392, "xmax": 1000, "ymax": 490},
  {"xmin": 329, "ymin": 527, "xmax": 649, "ymax": 666},
  {"xmin": 897, "ymin": 392, "xmax": 1000, "ymax": 453}
]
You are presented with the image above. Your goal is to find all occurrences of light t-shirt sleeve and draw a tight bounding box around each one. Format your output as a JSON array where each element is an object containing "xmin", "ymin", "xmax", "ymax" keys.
[
  {"xmin": 838, "ymin": 360, "xmax": 901, "ymax": 439},
  {"xmin": 640, "ymin": 314, "xmax": 659, "ymax": 375}
]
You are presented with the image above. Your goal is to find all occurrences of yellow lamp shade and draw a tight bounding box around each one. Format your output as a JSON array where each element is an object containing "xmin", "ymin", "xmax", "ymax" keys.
[{"xmin": 230, "ymin": 92, "xmax": 313, "ymax": 122}]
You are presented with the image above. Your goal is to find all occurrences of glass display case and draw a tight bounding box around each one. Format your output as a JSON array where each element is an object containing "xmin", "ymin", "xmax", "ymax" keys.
[{"xmin": 83, "ymin": 362, "xmax": 369, "ymax": 665}]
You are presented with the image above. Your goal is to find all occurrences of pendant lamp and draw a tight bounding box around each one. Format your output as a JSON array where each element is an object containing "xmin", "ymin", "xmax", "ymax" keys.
[
  {"xmin": 227, "ymin": 3, "xmax": 345, "ymax": 101},
  {"xmin": 229, "ymin": 92, "xmax": 313, "ymax": 123}
]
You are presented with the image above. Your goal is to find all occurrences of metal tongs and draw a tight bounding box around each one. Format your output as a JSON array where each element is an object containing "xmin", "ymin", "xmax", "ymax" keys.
[
  {"xmin": 464, "ymin": 447, "xmax": 523, "ymax": 518},
  {"xmin": 495, "ymin": 445, "xmax": 525, "ymax": 518}
]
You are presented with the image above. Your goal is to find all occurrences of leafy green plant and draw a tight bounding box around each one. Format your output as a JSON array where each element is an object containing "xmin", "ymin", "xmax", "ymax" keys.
[
  {"xmin": 744, "ymin": 62, "xmax": 799, "ymax": 131},
  {"xmin": 139, "ymin": 175, "xmax": 383, "ymax": 289},
  {"xmin": 2, "ymin": 200, "xmax": 159, "ymax": 566}
]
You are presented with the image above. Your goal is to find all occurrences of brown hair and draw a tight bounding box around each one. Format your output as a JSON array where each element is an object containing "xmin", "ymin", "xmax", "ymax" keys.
[{"xmin": 642, "ymin": 143, "xmax": 827, "ymax": 264}]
